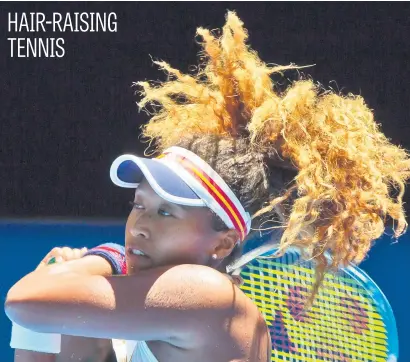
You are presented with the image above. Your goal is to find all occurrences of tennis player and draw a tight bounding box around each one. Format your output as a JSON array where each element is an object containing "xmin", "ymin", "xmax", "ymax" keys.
[{"xmin": 6, "ymin": 11, "xmax": 409, "ymax": 362}]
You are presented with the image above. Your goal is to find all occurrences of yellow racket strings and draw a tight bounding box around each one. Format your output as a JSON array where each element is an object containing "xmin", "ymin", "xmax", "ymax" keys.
[{"xmin": 240, "ymin": 252, "xmax": 389, "ymax": 361}]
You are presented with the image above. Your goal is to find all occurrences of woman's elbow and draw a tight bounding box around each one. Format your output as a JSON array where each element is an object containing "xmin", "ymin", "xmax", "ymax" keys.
[
  {"xmin": 6, "ymin": 279, "xmax": 31, "ymax": 303},
  {"xmin": 5, "ymin": 301, "xmax": 23, "ymax": 330},
  {"xmin": 5, "ymin": 284, "xmax": 39, "ymax": 328},
  {"xmin": 5, "ymin": 289, "xmax": 26, "ymax": 322}
]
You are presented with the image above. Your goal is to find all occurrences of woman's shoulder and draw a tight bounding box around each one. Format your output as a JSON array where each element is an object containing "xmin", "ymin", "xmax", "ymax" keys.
[
  {"xmin": 156, "ymin": 264, "xmax": 257, "ymax": 313},
  {"xmin": 160, "ymin": 264, "xmax": 245, "ymax": 294},
  {"xmin": 149, "ymin": 264, "xmax": 241, "ymax": 303},
  {"xmin": 153, "ymin": 265, "xmax": 270, "ymax": 357},
  {"xmin": 136, "ymin": 263, "xmax": 256, "ymax": 324}
]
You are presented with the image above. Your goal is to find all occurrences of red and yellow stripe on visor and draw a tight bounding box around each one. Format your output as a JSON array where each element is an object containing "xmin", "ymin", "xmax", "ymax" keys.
[{"xmin": 158, "ymin": 152, "xmax": 248, "ymax": 241}]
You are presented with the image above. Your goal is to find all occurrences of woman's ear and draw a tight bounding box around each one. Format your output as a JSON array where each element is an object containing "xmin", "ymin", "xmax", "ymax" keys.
[{"xmin": 213, "ymin": 229, "xmax": 240, "ymax": 259}]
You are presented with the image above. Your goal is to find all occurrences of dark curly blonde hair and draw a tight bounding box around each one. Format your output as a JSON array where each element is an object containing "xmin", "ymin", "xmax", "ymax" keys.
[{"xmin": 133, "ymin": 11, "xmax": 410, "ymax": 299}]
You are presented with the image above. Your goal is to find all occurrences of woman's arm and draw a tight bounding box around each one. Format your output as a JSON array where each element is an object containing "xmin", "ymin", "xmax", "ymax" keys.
[
  {"xmin": 5, "ymin": 262, "xmax": 235, "ymax": 344},
  {"xmin": 39, "ymin": 254, "xmax": 113, "ymax": 277},
  {"xmin": 15, "ymin": 350, "xmax": 55, "ymax": 362},
  {"xmin": 15, "ymin": 336, "xmax": 115, "ymax": 362},
  {"xmin": 12, "ymin": 255, "xmax": 115, "ymax": 362}
]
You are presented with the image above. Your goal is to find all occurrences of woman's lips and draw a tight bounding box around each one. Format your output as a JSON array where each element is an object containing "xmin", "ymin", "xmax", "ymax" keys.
[{"xmin": 126, "ymin": 247, "xmax": 150, "ymax": 259}]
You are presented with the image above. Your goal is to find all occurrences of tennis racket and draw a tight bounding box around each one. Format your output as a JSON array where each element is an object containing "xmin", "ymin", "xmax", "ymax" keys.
[{"xmin": 228, "ymin": 232, "xmax": 399, "ymax": 362}]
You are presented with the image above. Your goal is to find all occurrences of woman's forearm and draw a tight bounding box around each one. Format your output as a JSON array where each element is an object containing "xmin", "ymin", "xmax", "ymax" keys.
[
  {"xmin": 14, "ymin": 349, "xmax": 56, "ymax": 362},
  {"xmin": 5, "ymin": 255, "xmax": 114, "ymax": 327},
  {"xmin": 42, "ymin": 255, "xmax": 114, "ymax": 277},
  {"xmin": 14, "ymin": 336, "xmax": 115, "ymax": 362},
  {"xmin": 8, "ymin": 254, "xmax": 117, "ymax": 361},
  {"xmin": 8, "ymin": 255, "xmax": 112, "ymax": 300}
]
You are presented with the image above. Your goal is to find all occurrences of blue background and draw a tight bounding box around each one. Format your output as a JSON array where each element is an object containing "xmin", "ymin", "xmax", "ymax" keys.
[{"xmin": 1, "ymin": 220, "xmax": 408, "ymax": 361}]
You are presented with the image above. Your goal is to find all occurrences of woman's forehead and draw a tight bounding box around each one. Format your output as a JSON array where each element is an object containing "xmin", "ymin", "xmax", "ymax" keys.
[
  {"xmin": 134, "ymin": 179, "xmax": 191, "ymax": 211},
  {"xmin": 134, "ymin": 178, "xmax": 159, "ymax": 198}
]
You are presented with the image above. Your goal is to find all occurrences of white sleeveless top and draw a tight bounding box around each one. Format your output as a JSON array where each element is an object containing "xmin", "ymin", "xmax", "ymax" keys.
[{"xmin": 112, "ymin": 339, "xmax": 159, "ymax": 362}]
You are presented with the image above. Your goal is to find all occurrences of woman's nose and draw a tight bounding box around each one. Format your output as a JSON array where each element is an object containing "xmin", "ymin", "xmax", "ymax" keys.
[
  {"xmin": 129, "ymin": 212, "xmax": 152, "ymax": 239},
  {"xmin": 130, "ymin": 226, "xmax": 149, "ymax": 238}
]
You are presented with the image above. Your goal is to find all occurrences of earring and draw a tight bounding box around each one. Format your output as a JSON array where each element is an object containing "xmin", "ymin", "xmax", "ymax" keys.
[{"xmin": 212, "ymin": 253, "xmax": 218, "ymax": 260}]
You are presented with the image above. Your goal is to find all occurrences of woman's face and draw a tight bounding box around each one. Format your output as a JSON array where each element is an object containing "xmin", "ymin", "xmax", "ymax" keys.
[{"xmin": 125, "ymin": 178, "xmax": 224, "ymax": 274}]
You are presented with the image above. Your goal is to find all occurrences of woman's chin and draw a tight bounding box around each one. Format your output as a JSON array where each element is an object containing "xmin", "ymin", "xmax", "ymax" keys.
[
  {"xmin": 126, "ymin": 259, "xmax": 152, "ymax": 274},
  {"xmin": 126, "ymin": 262, "xmax": 138, "ymax": 275}
]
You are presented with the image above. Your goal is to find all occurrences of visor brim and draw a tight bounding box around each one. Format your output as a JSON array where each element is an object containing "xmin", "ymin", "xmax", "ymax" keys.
[{"xmin": 110, "ymin": 155, "xmax": 205, "ymax": 207}]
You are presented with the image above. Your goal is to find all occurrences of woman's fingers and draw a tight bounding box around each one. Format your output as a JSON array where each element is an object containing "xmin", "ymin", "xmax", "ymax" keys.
[
  {"xmin": 78, "ymin": 247, "xmax": 88, "ymax": 258},
  {"xmin": 36, "ymin": 247, "xmax": 88, "ymax": 270}
]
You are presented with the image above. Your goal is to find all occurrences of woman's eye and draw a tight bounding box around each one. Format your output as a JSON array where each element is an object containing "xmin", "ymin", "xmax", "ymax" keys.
[
  {"xmin": 128, "ymin": 201, "xmax": 172, "ymax": 216},
  {"xmin": 129, "ymin": 201, "xmax": 144, "ymax": 210},
  {"xmin": 158, "ymin": 209, "xmax": 172, "ymax": 217}
]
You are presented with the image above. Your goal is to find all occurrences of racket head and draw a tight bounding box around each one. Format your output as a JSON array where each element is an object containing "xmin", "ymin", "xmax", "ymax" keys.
[{"xmin": 239, "ymin": 247, "xmax": 398, "ymax": 361}]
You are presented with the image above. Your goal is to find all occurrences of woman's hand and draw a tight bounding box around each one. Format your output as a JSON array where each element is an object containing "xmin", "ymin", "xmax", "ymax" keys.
[{"xmin": 36, "ymin": 247, "xmax": 88, "ymax": 270}]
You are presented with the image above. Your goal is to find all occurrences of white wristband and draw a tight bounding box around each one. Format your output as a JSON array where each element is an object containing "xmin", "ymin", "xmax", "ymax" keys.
[{"xmin": 10, "ymin": 323, "xmax": 61, "ymax": 354}]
